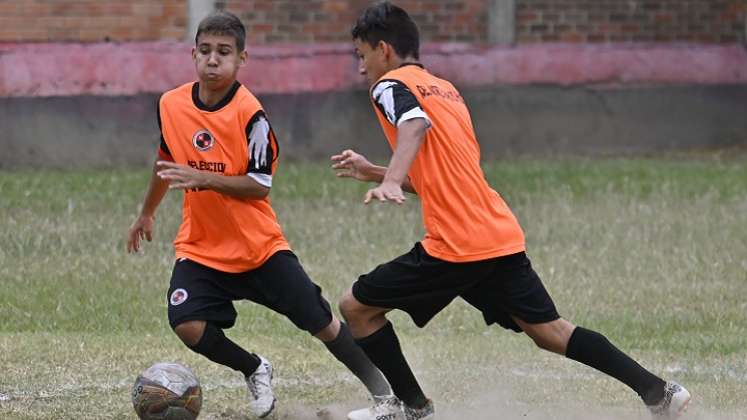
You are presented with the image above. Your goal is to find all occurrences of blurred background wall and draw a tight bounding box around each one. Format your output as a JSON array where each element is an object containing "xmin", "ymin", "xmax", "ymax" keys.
[{"xmin": 1, "ymin": 0, "xmax": 746, "ymax": 167}]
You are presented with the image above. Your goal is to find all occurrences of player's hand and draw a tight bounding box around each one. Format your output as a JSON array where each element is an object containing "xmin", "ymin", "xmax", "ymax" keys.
[
  {"xmin": 127, "ymin": 215, "xmax": 155, "ymax": 253},
  {"xmin": 156, "ymin": 161, "xmax": 208, "ymax": 190},
  {"xmin": 364, "ymin": 181, "xmax": 406, "ymax": 205},
  {"xmin": 331, "ymin": 149, "xmax": 375, "ymax": 182}
]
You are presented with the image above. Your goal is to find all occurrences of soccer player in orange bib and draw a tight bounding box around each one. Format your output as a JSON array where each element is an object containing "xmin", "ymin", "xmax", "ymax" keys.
[
  {"xmin": 332, "ymin": 3, "xmax": 690, "ymax": 420},
  {"xmin": 126, "ymin": 11, "xmax": 390, "ymax": 418}
]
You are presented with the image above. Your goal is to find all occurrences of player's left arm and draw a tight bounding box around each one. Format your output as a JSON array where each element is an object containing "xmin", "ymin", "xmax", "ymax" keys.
[
  {"xmin": 156, "ymin": 161, "xmax": 270, "ymax": 199},
  {"xmin": 363, "ymin": 80, "xmax": 430, "ymax": 204},
  {"xmin": 331, "ymin": 149, "xmax": 418, "ymax": 194},
  {"xmin": 364, "ymin": 118, "xmax": 428, "ymax": 205}
]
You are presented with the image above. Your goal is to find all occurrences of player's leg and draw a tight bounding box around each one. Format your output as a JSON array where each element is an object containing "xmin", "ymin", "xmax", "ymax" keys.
[
  {"xmin": 312, "ymin": 314, "xmax": 393, "ymax": 399},
  {"xmin": 341, "ymin": 243, "xmax": 492, "ymax": 419},
  {"xmin": 167, "ymin": 258, "xmax": 275, "ymax": 418},
  {"xmin": 514, "ymin": 317, "xmax": 690, "ymax": 416},
  {"xmin": 514, "ymin": 317, "xmax": 663, "ymax": 399},
  {"xmin": 463, "ymin": 251, "xmax": 690, "ymax": 417},
  {"xmin": 339, "ymin": 290, "xmax": 431, "ymax": 416},
  {"xmin": 173, "ymin": 320, "xmax": 262, "ymax": 377},
  {"xmin": 248, "ymin": 251, "xmax": 392, "ymax": 402}
]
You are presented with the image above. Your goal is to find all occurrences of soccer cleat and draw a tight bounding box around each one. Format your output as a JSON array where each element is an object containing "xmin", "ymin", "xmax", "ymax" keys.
[
  {"xmin": 245, "ymin": 355, "xmax": 276, "ymax": 418},
  {"xmin": 647, "ymin": 381, "xmax": 691, "ymax": 419},
  {"xmin": 403, "ymin": 399, "xmax": 435, "ymax": 420},
  {"xmin": 347, "ymin": 395, "xmax": 403, "ymax": 420}
]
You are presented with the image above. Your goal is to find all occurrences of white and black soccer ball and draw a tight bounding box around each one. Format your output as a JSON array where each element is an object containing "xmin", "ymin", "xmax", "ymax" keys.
[{"xmin": 132, "ymin": 362, "xmax": 202, "ymax": 420}]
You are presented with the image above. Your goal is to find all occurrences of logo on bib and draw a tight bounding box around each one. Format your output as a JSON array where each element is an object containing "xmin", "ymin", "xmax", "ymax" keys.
[
  {"xmin": 192, "ymin": 130, "xmax": 215, "ymax": 151},
  {"xmin": 170, "ymin": 288, "xmax": 189, "ymax": 306}
]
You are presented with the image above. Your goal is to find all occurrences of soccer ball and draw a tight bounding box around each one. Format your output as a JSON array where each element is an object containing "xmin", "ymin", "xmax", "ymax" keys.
[{"xmin": 132, "ymin": 362, "xmax": 202, "ymax": 420}]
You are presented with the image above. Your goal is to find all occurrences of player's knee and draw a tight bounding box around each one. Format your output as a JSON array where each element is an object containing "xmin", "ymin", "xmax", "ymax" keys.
[
  {"xmin": 338, "ymin": 295, "xmax": 355, "ymax": 320},
  {"xmin": 173, "ymin": 320, "xmax": 206, "ymax": 347},
  {"xmin": 526, "ymin": 319, "xmax": 575, "ymax": 354},
  {"xmin": 314, "ymin": 316, "xmax": 341, "ymax": 342},
  {"xmin": 338, "ymin": 290, "xmax": 363, "ymax": 323}
]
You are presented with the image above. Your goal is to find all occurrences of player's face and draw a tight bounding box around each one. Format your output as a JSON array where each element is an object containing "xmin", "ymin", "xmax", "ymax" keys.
[
  {"xmin": 354, "ymin": 39, "xmax": 389, "ymax": 85},
  {"xmin": 193, "ymin": 34, "xmax": 247, "ymax": 89}
]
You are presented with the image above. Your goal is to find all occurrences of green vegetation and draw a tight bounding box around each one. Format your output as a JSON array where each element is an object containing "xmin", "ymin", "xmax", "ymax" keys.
[{"xmin": 1, "ymin": 157, "xmax": 745, "ymax": 419}]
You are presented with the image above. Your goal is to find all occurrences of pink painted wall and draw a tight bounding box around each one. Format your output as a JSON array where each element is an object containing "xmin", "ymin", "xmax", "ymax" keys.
[{"xmin": 1, "ymin": 42, "xmax": 747, "ymax": 97}]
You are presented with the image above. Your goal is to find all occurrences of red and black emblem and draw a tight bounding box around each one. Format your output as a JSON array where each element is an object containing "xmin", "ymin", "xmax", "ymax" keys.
[
  {"xmin": 192, "ymin": 129, "xmax": 215, "ymax": 151},
  {"xmin": 170, "ymin": 288, "xmax": 189, "ymax": 306}
]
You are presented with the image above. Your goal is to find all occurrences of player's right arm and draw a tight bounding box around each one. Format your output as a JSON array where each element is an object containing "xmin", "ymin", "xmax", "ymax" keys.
[
  {"xmin": 156, "ymin": 110, "xmax": 278, "ymax": 200},
  {"xmin": 128, "ymin": 99, "xmax": 174, "ymax": 253},
  {"xmin": 127, "ymin": 158, "xmax": 170, "ymax": 253}
]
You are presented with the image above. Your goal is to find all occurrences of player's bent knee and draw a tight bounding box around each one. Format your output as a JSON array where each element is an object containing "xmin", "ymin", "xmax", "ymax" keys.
[
  {"xmin": 313, "ymin": 316, "xmax": 341, "ymax": 342},
  {"xmin": 173, "ymin": 320, "xmax": 206, "ymax": 347},
  {"xmin": 524, "ymin": 319, "xmax": 575, "ymax": 354},
  {"xmin": 338, "ymin": 290, "xmax": 361, "ymax": 320}
]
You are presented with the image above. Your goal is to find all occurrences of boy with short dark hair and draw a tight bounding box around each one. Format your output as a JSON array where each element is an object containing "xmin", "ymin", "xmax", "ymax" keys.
[
  {"xmin": 332, "ymin": 3, "xmax": 691, "ymax": 420},
  {"xmin": 127, "ymin": 11, "xmax": 390, "ymax": 418}
]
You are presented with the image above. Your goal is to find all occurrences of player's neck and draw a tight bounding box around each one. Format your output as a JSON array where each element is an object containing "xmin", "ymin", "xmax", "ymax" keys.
[
  {"xmin": 198, "ymin": 80, "xmax": 236, "ymax": 107},
  {"xmin": 388, "ymin": 55, "xmax": 420, "ymax": 72}
]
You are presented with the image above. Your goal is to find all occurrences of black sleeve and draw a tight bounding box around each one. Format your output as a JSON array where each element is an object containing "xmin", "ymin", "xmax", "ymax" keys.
[
  {"xmin": 156, "ymin": 99, "xmax": 172, "ymax": 158},
  {"xmin": 371, "ymin": 80, "xmax": 422, "ymax": 126},
  {"xmin": 245, "ymin": 110, "xmax": 279, "ymax": 175}
]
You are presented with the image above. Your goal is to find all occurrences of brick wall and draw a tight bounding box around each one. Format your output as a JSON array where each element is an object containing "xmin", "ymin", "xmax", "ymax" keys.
[
  {"xmin": 1, "ymin": 0, "xmax": 745, "ymax": 44},
  {"xmin": 218, "ymin": 0, "xmax": 489, "ymax": 43},
  {"xmin": 0, "ymin": 0, "xmax": 187, "ymax": 42},
  {"xmin": 516, "ymin": 0, "xmax": 747, "ymax": 43},
  {"xmin": 0, "ymin": 0, "xmax": 489, "ymax": 43}
]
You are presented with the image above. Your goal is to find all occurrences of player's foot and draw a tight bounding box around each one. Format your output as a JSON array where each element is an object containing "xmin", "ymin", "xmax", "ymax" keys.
[
  {"xmin": 403, "ymin": 399, "xmax": 434, "ymax": 420},
  {"xmin": 245, "ymin": 355, "xmax": 276, "ymax": 418},
  {"xmin": 647, "ymin": 381, "xmax": 691, "ymax": 419},
  {"xmin": 347, "ymin": 395, "xmax": 403, "ymax": 420}
]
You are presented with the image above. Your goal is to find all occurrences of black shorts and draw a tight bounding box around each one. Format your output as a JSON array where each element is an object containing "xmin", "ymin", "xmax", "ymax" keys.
[
  {"xmin": 352, "ymin": 243, "xmax": 559, "ymax": 331},
  {"xmin": 167, "ymin": 251, "xmax": 333, "ymax": 335}
]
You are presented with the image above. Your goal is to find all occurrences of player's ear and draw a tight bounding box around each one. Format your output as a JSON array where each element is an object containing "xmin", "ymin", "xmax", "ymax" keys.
[
  {"xmin": 191, "ymin": 47, "xmax": 197, "ymax": 62},
  {"xmin": 239, "ymin": 50, "xmax": 248, "ymax": 66},
  {"xmin": 375, "ymin": 40, "xmax": 388, "ymax": 58}
]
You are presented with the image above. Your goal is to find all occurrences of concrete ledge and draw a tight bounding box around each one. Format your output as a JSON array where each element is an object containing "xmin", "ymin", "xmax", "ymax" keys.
[
  {"xmin": 1, "ymin": 42, "xmax": 746, "ymax": 97},
  {"xmin": 2, "ymin": 85, "xmax": 745, "ymax": 168}
]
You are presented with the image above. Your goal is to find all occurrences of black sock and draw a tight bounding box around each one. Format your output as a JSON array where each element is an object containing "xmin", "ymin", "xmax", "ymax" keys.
[
  {"xmin": 355, "ymin": 322, "xmax": 427, "ymax": 408},
  {"xmin": 187, "ymin": 323, "xmax": 261, "ymax": 378},
  {"xmin": 324, "ymin": 322, "xmax": 392, "ymax": 397},
  {"xmin": 565, "ymin": 327, "xmax": 666, "ymax": 405}
]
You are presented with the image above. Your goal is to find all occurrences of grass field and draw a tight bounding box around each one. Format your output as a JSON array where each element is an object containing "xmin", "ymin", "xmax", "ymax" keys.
[{"xmin": 1, "ymin": 157, "xmax": 746, "ymax": 419}]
